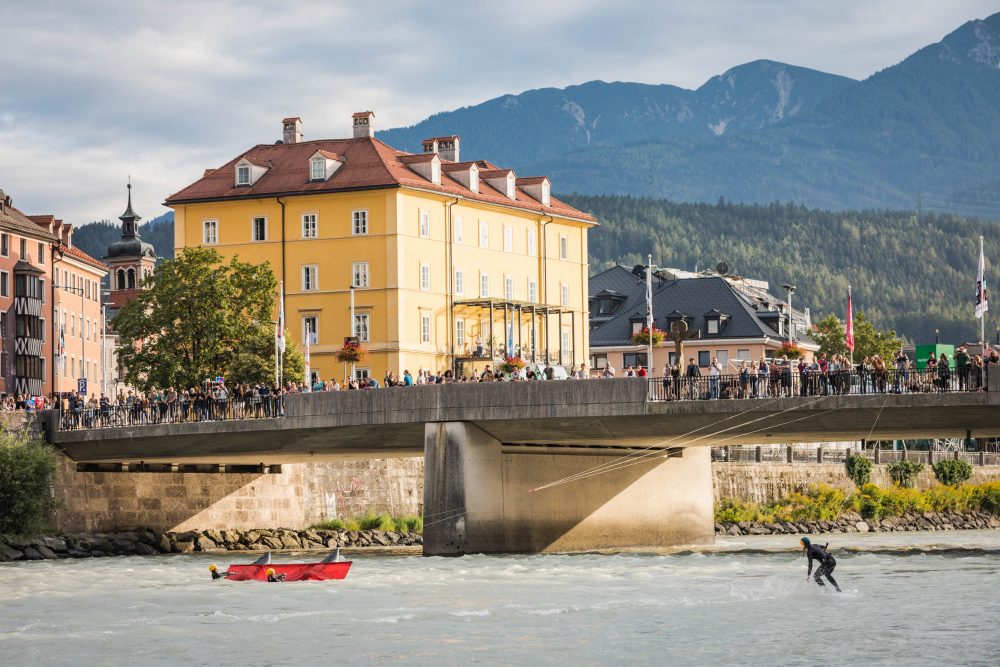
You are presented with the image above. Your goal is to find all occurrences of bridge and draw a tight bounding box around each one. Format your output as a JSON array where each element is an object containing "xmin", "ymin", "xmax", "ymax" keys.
[{"xmin": 45, "ymin": 377, "xmax": 1000, "ymax": 555}]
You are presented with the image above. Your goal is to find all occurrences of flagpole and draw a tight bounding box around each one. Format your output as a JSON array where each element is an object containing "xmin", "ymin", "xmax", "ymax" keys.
[
  {"xmin": 980, "ymin": 235, "xmax": 986, "ymax": 389},
  {"xmin": 646, "ymin": 254, "xmax": 654, "ymax": 375},
  {"xmin": 848, "ymin": 285, "xmax": 854, "ymax": 367}
]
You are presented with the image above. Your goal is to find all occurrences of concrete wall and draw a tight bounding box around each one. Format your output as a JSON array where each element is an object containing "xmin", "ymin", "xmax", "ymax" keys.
[
  {"xmin": 423, "ymin": 422, "xmax": 714, "ymax": 554},
  {"xmin": 713, "ymin": 463, "xmax": 1000, "ymax": 504},
  {"xmin": 51, "ymin": 452, "xmax": 424, "ymax": 533}
]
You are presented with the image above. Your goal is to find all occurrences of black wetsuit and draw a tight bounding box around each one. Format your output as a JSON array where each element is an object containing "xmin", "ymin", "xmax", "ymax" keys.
[
  {"xmin": 211, "ymin": 570, "xmax": 225, "ymax": 580},
  {"xmin": 267, "ymin": 573, "xmax": 286, "ymax": 582},
  {"xmin": 806, "ymin": 543, "xmax": 840, "ymax": 591}
]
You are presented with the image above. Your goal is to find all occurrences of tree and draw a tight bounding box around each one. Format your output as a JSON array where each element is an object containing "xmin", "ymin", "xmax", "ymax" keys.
[
  {"xmin": 114, "ymin": 247, "xmax": 303, "ymax": 391},
  {"xmin": 811, "ymin": 311, "xmax": 903, "ymax": 361}
]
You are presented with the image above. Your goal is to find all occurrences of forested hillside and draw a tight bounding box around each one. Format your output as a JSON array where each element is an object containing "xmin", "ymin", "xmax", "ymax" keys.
[
  {"xmin": 72, "ymin": 212, "xmax": 174, "ymax": 265},
  {"xmin": 566, "ymin": 194, "xmax": 996, "ymax": 345}
]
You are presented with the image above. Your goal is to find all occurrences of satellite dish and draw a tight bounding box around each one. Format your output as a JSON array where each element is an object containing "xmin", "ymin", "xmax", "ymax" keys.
[{"xmin": 716, "ymin": 261, "xmax": 730, "ymax": 276}]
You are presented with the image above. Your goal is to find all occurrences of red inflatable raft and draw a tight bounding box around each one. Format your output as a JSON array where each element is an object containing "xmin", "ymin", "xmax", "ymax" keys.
[{"xmin": 222, "ymin": 550, "xmax": 352, "ymax": 582}]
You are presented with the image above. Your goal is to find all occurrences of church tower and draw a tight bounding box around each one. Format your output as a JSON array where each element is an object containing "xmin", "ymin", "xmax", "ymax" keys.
[{"xmin": 104, "ymin": 182, "xmax": 157, "ymax": 311}]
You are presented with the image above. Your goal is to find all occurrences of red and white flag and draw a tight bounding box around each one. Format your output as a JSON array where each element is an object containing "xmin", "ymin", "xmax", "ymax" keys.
[
  {"xmin": 976, "ymin": 237, "xmax": 988, "ymax": 319},
  {"xmin": 845, "ymin": 287, "xmax": 855, "ymax": 352}
]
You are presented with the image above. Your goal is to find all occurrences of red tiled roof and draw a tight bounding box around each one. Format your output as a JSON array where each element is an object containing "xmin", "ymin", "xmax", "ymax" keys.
[
  {"xmin": 282, "ymin": 117, "xmax": 301, "ymax": 123},
  {"xmin": 1, "ymin": 204, "xmax": 58, "ymax": 241},
  {"xmin": 398, "ymin": 153, "xmax": 438, "ymax": 164},
  {"xmin": 352, "ymin": 111, "xmax": 374, "ymax": 118},
  {"xmin": 62, "ymin": 245, "xmax": 109, "ymax": 274},
  {"xmin": 314, "ymin": 150, "xmax": 343, "ymax": 161},
  {"xmin": 516, "ymin": 176, "xmax": 549, "ymax": 185},
  {"xmin": 441, "ymin": 161, "xmax": 478, "ymax": 172},
  {"xmin": 479, "ymin": 169, "xmax": 514, "ymax": 178},
  {"xmin": 164, "ymin": 136, "xmax": 596, "ymax": 223}
]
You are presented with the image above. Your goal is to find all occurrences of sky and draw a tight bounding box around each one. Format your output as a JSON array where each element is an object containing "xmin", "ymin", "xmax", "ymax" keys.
[{"xmin": 1, "ymin": 0, "xmax": 997, "ymax": 225}]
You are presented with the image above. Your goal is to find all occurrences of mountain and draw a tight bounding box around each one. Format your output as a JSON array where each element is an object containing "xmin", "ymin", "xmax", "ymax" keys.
[
  {"xmin": 379, "ymin": 60, "xmax": 856, "ymax": 174},
  {"xmin": 379, "ymin": 13, "xmax": 1000, "ymax": 213},
  {"xmin": 566, "ymin": 194, "xmax": 995, "ymax": 345}
]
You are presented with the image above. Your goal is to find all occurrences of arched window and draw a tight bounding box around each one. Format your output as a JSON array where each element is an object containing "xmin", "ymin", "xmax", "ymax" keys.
[
  {"xmin": 127, "ymin": 268, "xmax": 136, "ymax": 289},
  {"xmin": 116, "ymin": 269, "xmax": 126, "ymax": 290}
]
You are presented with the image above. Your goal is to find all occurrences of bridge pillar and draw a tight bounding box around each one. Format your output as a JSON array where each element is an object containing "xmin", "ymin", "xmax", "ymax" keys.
[{"xmin": 423, "ymin": 422, "xmax": 714, "ymax": 555}]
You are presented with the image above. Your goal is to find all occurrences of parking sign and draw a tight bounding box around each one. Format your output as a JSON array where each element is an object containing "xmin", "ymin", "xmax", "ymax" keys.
[{"xmin": 77, "ymin": 378, "xmax": 87, "ymax": 395}]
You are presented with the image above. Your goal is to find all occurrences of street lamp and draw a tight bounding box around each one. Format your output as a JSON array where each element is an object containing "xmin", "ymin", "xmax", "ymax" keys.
[
  {"xmin": 782, "ymin": 284, "xmax": 796, "ymax": 341},
  {"xmin": 935, "ymin": 328, "xmax": 940, "ymax": 345}
]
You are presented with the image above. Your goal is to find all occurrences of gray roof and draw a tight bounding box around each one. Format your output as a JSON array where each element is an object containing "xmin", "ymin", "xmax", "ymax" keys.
[{"xmin": 589, "ymin": 265, "xmax": 816, "ymax": 348}]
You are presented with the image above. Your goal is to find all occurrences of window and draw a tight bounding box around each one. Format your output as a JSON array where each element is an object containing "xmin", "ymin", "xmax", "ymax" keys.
[
  {"xmin": 431, "ymin": 161, "xmax": 441, "ymax": 185},
  {"xmin": 419, "ymin": 210, "xmax": 430, "ymax": 238},
  {"xmin": 352, "ymin": 262, "xmax": 369, "ymax": 288},
  {"xmin": 37, "ymin": 242, "xmax": 44, "ymax": 264},
  {"xmin": 0, "ymin": 233, "xmax": 7, "ymax": 257},
  {"xmin": 352, "ymin": 210, "xmax": 368, "ymax": 235},
  {"xmin": 559, "ymin": 235, "xmax": 568, "ymax": 260},
  {"xmin": 623, "ymin": 353, "xmax": 648, "ymax": 368},
  {"xmin": 479, "ymin": 273, "xmax": 489, "ymax": 298},
  {"xmin": 127, "ymin": 268, "xmax": 136, "ymax": 289},
  {"xmin": 0, "ymin": 271, "xmax": 7, "ymax": 297},
  {"xmin": 301, "ymin": 213, "xmax": 318, "ymax": 239},
  {"xmin": 20, "ymin": 238, "xmax": 27, "ymax": 259},
  {"xmin": 39, "ymin": 318, "xmax": 45, "ymax": 342},
  {"xmin": 561, "ymin": 329, "xmax": 571, "ymax": 355},
  {"xmin": 116, "ymin": 269, "xmax": 126, "ymax": 290},
  {"xmin": 504, "ymin": 276, "xmax": 513, "ymax": 300},
  {"xmin": 353, "ymin": 313, "xmax": 370, "ymax": 342},
  {"xmin": 421, "ymin": 313, "xmax": 431, "ymax": 343},
  {"xmin": 237, "ymin": 165, "xmax": 250, "ymax": 185},
  {"xmin": 717, "ymin": 350, "xmax": 730, "ymax": 367},
  {"xmin": 456, "ymin": 320, "xmax": 465, "ymax": 348},
  {"xmin": 737, "ymin": 349, "xmax": 751, "ymax": 361},
  {"xmin": 707, "ymin": 319, "xmax": 719, "ymax": 335},
  {"xmin": 454, "ymin": 269, "xmax": 464, "ymax": 295},
  {"xmin": 301, "ymin": 265, "xmax": 318, "ymax": 291},
  {"xmin": 528, "ymin": 279, "xmax": 537, "ymax": 303},
  {"xmin": 40, "ymin": 279, "xmax": 45, "ymax": 303},
  {"xmin": 527, "ymin": 229, "xmax": 537, "ymax": 257},
  {"xmin": 561, "ymin": 284, "xmax": 569, "ymax": 307},
  {"xmin": 454, "ymin": 217, "xmax": 464, "ymax": 243},
  {"xmin": 698, "ymin": 351, "xmax": 710, "ymax": 367},
  {"xmin": 590, "ymin": 353, "xmax": 608, "ymax": 370},
  {"xmin": 469, "ymin": 170, "xmax": 478, "ymax": 192},
  {"xmin": 503, "ymin": 225, "xmax": 513, "ymax": 252},
  {"xmin": 420, "ymin": 263, "xmax": 431, "ymax": 291},
  {"xmin": 250, "ymin": 216, "xmax": 267, "ymax": 242},
  {"xmin": 479, "ymin": 220, "xmax": 489, "ymax": 248},
  {"xmin": 302, "ymin": 315, "xmax": 318, "ymax": 344},
  {"xmin": 354, "ymin": 367, "xmax": 370, "ymax": 381},
  {"xmin": 203, "ymin": 220, "xmax": 218, "ymax": 245},
  {"xmin": 310, "ymin": 159, "xmax": 325, "ymax": 181}
]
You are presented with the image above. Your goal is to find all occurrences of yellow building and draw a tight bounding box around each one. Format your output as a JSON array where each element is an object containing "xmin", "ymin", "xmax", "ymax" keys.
[{"xmin": 166, "ymin": 113, "xmax": 597, "ymax": 383}]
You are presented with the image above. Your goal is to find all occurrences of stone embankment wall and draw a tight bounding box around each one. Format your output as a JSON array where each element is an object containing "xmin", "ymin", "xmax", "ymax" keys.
[
  {"xmin": 50, "ymin": 450, "xmax": 424, "ymax": 533},
  {"xmin": 0, "ymin": 527, "xmax": 421, "ymax": 562},
  {"xmin": 717, "ymin": 510, "xmax": 1000, "ymax": 537},
  {"xmin": 713, "ymin": 463, "xmax": 1000, "ymax": 504}
]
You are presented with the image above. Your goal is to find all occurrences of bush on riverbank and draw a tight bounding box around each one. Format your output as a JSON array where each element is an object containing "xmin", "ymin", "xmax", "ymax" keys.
[
  {"xmin": 0, "ymin": 432, "xmax": 58, "ymax": 534},
  {"xmin": 932, "ymin": 459, "xmax": 973, "ymax": 486},
  {"xmin": 715, "ymin": 482, "xmax": 1000, "ymax": 524},
  {"xmin": 312, "ymin": 513, "xmax": 423, "ymax": 534}
]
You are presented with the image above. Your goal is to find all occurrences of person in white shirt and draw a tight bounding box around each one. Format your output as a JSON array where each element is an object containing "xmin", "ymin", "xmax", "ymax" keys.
[
  {"xmin": 709, "ymin": 356, "xmax": 723, "ymax": 399},
  {"xmin": 603, "ymin": 364, "xmax": 616, "ymax": 379}
]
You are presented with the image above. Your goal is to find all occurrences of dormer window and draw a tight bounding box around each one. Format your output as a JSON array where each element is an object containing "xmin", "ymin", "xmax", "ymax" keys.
[
  {"xmin": 308, "ymin": 150, "xmax": 344, "ymax": 182},
  {"xmin": 469, "ymin": 169, "xmax": 479, "ymax": 192},
  {"xmin": 235, "ymin": 157, "xmax": 268, "ymax": 187},
  {"xmin": 431, "ymin": 161, "xmax": 441, "ymax": 185},
  {"xmin": 704, "ymin": 309, "xmax": 730, "ymax": 336}
]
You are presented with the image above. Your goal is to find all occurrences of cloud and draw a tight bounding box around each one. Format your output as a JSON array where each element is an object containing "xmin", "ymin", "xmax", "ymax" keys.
[{"xmin": 0, "ymin": 0, "xmax": 995, "ymax": 225}]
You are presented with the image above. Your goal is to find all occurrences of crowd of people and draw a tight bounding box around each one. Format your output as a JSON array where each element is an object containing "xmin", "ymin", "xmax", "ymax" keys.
[{"xmin": 5, "ymin": 345, "xmax": 997, "ymax": 426}]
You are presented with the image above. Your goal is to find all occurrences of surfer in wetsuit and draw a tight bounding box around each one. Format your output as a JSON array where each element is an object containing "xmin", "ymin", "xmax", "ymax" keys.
[
  {"xmin": 266, "ymin": 567, "xmax": 286, "ymax": 582},
  {"xmin": 208, "ymin": 564, "xmax": 229, "ymax": 580},
  {"xmin": 801, "ymin": 537, "xmax": 840, "ymax": 591}
]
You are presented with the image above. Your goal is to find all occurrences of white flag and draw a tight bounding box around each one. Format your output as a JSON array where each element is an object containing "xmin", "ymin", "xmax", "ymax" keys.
[
  {"xmin": 277, "ymin": 281, "xmax": 286, "ymax": 352},
  {"xmin": 976, "ymin": 237, "xmax": 988, "ymax": 319}
]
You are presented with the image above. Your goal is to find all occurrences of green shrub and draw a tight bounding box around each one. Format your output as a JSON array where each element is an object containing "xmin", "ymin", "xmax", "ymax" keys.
[
  {"xmin": 933, "ymin": 459, "xmax": 973, "ymax": 487},
  {"xmin": 715, "ymin": 498, "xmax": 773, "ymax": 524},
  {"xmin": 770, "ymin": 485, "xmax": 846, "ymax": 522},
  {"xmin": 0, "ymin": 432, "xmax": 58, "ymax": 534},
  {"xmin": 845, "ymin": 455, "xmax": 873, "ymax": 487},
  {"xmin": 395, "ymin": 515, "xmax": 423, "ymax": 533},
  {"xmin": 359, "ymin": 512, "xmax": 397, "ymax": 532},
  {"xmin": 970, "ymin": 482, "xmax": 1000, "ymax": 514},
  {"xmin": 887, "ymin": 460, "xmax": 924, "ymax": 488},
  {"xmin": 311, "ymin": 518, "xmax": 346, "ymax": 531}
]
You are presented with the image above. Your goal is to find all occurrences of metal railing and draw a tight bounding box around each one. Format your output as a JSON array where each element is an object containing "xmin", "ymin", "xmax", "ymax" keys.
[
  {"xmin": 57, "ymin": 396, "xmax": 285, "ymax": 431},
  {"xmin": 714, "ymin": 445, "xmax": 1000, "ymax": 466},
  {"xmin": 648, "ymin": 368, "xmax": 989, "ymax": 401}
]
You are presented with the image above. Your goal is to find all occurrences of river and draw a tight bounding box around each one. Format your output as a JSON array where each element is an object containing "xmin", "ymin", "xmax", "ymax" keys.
[{"xmin": 3, "ymin": 530, "xmax": 999, "ymax": 666}]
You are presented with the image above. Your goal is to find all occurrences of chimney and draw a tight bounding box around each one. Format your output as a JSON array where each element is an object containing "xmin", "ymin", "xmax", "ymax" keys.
[
  {"xmin": 422, "ymin": 135, "xmax": 459, "ymax": 162},
  {"xmin": 282, "ymin": 117, "xmax": 302, "ymax": 144},
  {"xmin": 352, "ymin": 111, "xmax": 375, "ymax": 138},
  {"xmin": 0, "ymin": 189, "xmax": 5, "ymax": 214}
]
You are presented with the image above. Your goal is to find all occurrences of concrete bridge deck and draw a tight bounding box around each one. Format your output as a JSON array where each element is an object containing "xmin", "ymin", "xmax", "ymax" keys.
[{"xmin": 48, "ymin": 378, "xmax": 1000, "ymax": 464}]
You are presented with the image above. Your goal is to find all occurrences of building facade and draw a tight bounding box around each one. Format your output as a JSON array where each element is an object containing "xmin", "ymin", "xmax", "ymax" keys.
[
  {"xmin": 167, "ymin": 113, "xmax": 596, "ymax": 383},
  {"xmin": 0, "ymin": 189, "xmax": 108, "ymax": 399},
  {"xmin": 588, "ymin": 265, "xmax": 818, "ymax": 375}
]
